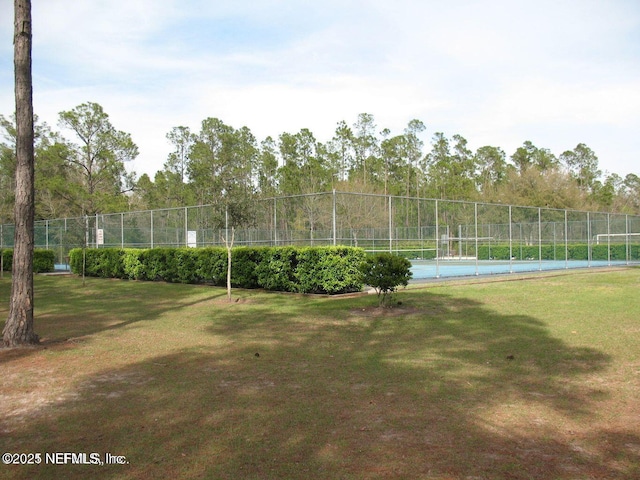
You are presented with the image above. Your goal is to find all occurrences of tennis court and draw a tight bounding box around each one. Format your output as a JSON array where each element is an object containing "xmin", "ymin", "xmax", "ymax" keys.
[{"xmin": 410, "ymin": 258, "xmax": 634, "ymax": 280}]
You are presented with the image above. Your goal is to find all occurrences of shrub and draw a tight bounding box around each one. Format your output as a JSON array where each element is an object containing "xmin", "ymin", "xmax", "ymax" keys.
[
  {"xmin": 69, "ymin": 248, "xmax": 124, "ymax": 277},
  {"xmin": 33, "ymin": 250, "xmax": 56, "ymax": 273},
  {"xmin": 231, "ymin": 247, "xmax": 264, "ymax": 289},
  {"xmin": 140, "ymin": 248, "xmax": 175, "ymax": 282},
  {"xmin": 360, "ymin": 253, "xmax": 412, "ymax": 306},
  {"xmin": 1, "ymin": 249, "xmax": 55, "ymax": 273},
  {"xmin": 194, "ymin": 247, "xmax": 227, "ymax": 285},
  {"xmin": 69, "ymin": 246, "xmax": 367, "ymax": 295},
  {"xmin": 122, "ymin": 249, "xmax": 145, "ymax": 280},
  {"xmin": 69, "ymin": 248, "xmax": 82, "ymax": 274},
  {"xmin": 255, "ymin": 247, "xmax": 298, "ymax": 292},
  {"xmin": 296, "ymin": 247, "xmax": 365, "ymax": 294},
  {"xmin": 1, "ymin": 249, "xmax": 11, "ymax": 271},
  {"xmin": 478, "ymin": 243, "xmax": 640, "ymax": 261},
  {"xmin": 173, "ymin": 248, "xmax": 200, "ymax": 284}
]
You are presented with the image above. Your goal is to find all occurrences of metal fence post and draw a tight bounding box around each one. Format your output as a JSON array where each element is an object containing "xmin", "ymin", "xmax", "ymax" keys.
[
  {"xmin": 388, "ymin": 195, "xmax": 392, "ymax": 253},
  {"xmin": 184, "ymin": 207, "xmax": 188, "ymax": 247},
  {"xmin": 607, "ymin": 213, "xmax": 611, "ymax": 266},
  {"xmin": 435, "ymin": 199, "xmax": 440, "ymax": 278},
  {"xmin": 474, "ymin": 202, "xmax": 479, "ymax": 275},
  {"xmin": 564, "ymin": 209, "xmax": 569, "ymax": 269},
  {"xmin": 538, "ymin": 208, "xmax": 542, "ymax": 271},
  {"xmin": 332, "ymin": 189, "xmax": 337, "ymax": 246},
  {"xmin": 587, "ymin": 211, "xmax": 591, "ymax": 267},
  {"xmin": 273, "ymin": 197, "xmax": 277, "ymax": 246},
  {"xmin": 509, "ymin": 205, "xmax": 513, "ymax": 273},
  {"xmin": 626, "ymin": 214, "xmax": 630, "ymax": 265}
]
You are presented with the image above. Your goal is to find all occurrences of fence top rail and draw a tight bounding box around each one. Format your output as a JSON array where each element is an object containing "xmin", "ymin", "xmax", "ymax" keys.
[{"xmin": 1, "ymin": 192, "xmax": 639, "ymax": 230}]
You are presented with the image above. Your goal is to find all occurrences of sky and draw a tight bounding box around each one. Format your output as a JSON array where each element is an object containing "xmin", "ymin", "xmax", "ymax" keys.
[{"xmin": 1, "ymin": 0, "xmax": 639, "ymax": 179}]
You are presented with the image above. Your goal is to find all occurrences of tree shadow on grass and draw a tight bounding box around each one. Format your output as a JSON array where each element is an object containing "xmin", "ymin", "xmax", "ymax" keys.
[
  {"xmin": 1, "ymin": 288, "xmax": 639, "ymax": 479},
  {"xmin": 0, "ymin": 275, "xmax": 228, "ymax": 362}
]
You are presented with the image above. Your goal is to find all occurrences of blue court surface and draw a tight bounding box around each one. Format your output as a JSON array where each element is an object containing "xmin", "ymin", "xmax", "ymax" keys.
[{"xmin": 410, "ymin": 259, "xmax": 634, "ymax": 281}]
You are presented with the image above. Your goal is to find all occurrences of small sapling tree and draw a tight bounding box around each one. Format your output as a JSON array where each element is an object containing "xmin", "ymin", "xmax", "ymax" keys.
[
  {"xmin": 221, "ymin": 227, "xmax": 234, "ymax": 302},
  {"xmin": 359, "ymin": 253, "xmax": 412, "ymax": 307}
]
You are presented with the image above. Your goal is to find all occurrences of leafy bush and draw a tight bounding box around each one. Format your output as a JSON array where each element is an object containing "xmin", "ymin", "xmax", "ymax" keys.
[
  {"xmin": 1, "ymin": 249, "xmax": 11, "ymax": 271},
  {"xmin": 68, "ymin": 248, "xmax": 123, "ymax": 278},
  {"xmin": 122, "ymin": 249, "xmax": 145, "ymax": 280},
  {"xmin": 69, "ymin": 248, "xmax": 83, "ymax": 274},
  {"xmin": 33, "ymin": 250, "xmax": 56, "ymax": 273},
  {"xmin": 1, "ymin": 249, "xmax": 56, "ymax": 273},
  {"xmin": 478, "ymin": 243, "xmax": 640, "ymax": 261},
  {"xmin": 360, "ymin": 253, "xmax": 412, "ymax": 306},
  {"xmin": 231, "ymin": 247, "xmax": 263, "ymax": 289},
  {"xmin": 140, "ymin": 248, "xmax": 175, "ymax": 282},
  {"xmin": 394, "ymin": 248, "xmax": 438, "ymax": 260},
  {"xmin": 296, "ymin": 247, "xmax": 365, "ymax": 294},
  {"xmin": 194, "ymin": 247, "xmax": 227, "ymax": 285},
  {"xmin": 173, "ymin": 248, "xmax": 200, "ymax": 284},
  {"xmin": 255, "ymin": 247, "xmax": 299, "ymax": 292},
  {"xmin": 69, "ymin": 246, "xmax": 366, "ymax": 295}
]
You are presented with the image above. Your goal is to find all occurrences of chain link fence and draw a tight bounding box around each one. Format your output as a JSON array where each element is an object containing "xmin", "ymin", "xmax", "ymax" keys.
[{"xmin": 2, "ymin": 191, "xmax": 639, "ymax": 271}]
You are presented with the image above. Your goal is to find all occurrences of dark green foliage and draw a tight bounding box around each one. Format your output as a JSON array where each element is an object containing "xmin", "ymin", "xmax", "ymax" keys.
[
  {"xmin": 139, "ymin": 248, "xmax": 174, "ymax": 282},
  {"xmin": 296, "ymin": 247, "xmax": 366, "ymax": 294},
  {"xmin": 69, "ymin": 246, "xmax": 366, "ymax": 294},
  {"xmin": 1, "ymin": 249, "xmax": 55, "ymax": 273},
  {"xmin": 359, "ymin": 253, "xmax": 413, "ymax": 305},
  {"xmin": 255, "ymin": 247, "xmax": 299, "ymax": 292},
  {"xmin": 68, "ymin": 248, "xmax": 124, "ymax": 278},
  {"xmin": 68, "ymin": 248, "xmax": 83, "ymax": 274},
  {"xmin": 1, "ymin": 249, "xmax": 12, "ymax": 271},
  {"xmin": 34, "ymin": 250, "xmax": 55, "ymax": 273},
  {"xmin": 91, "ymin": 248, "xmax": 125, "ymax": 278},
  {"xmin": 194, "ymin": 247, "xmax": 227, "ymax": 285},
  {"xmin": 477, "ymin": 243, "xmax": 640, "ymax": 261},
  {"xmin": 392, "ymin": 248, "xmax": 438, "ymax": 260},
  {"xmin": 172, "ymin": 248, "xmax": 200, "ymax": 284},
  {"xmin": 230, "ymin": 247, "xmax": 263, "ymax": 289}
]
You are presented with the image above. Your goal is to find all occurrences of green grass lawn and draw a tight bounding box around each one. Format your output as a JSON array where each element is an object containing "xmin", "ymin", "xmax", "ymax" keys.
[{"xmin": 1, "ymin": 268, "xmax": 639, "ymax": 479}]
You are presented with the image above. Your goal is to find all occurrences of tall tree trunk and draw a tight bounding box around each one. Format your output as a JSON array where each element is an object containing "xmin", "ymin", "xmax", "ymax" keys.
[{"xmin": 4, "ymin": 0, "xmax": 38, "ymax": 347}]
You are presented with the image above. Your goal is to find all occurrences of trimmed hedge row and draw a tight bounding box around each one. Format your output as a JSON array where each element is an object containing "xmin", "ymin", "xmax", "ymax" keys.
[
  {"xmin": 477, "ymin": 243, "xmax": 640, "ymax": 261},
  {"xmin": 394, "ymin": 248, "xmax": 438, "ymax": 260},
  {"xmin": 0, "ymin": 249, "xmax": 56, "ymax": 273},
  {"xmin": 68, "ymin": 246, "xmax": 367, "ymax": 294}
]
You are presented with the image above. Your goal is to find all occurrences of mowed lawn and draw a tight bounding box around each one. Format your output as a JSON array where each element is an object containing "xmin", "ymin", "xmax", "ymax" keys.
[{"xmin": 0, "ymin": 267, "xmax": 639, "ymax": 479}]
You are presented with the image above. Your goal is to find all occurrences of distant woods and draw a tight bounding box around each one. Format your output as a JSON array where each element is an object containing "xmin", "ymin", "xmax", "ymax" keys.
[{"xmin": 1, "ymin": 106, "xmax": 639, "ymax": 226}]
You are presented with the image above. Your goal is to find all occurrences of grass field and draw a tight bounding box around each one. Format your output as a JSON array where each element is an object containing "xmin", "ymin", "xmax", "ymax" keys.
[{"xmin": 1, "ymin": 268, "xmax": 639, "ymax": 479}]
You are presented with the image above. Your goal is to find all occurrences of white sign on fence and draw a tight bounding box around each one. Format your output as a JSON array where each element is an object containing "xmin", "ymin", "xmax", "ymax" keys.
[
  {"xmin": 97, "ymin": 229, "xmax": 104, "ymax": 245},
  {"xmin": 187, "ymin": 230, "xmax": 197, "ymax": 248}
]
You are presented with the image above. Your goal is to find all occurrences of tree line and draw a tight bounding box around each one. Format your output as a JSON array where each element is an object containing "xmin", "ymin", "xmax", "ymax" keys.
[{"xmin": 2, "ymin": 102, "xmax": 639, "ymax": 227}]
